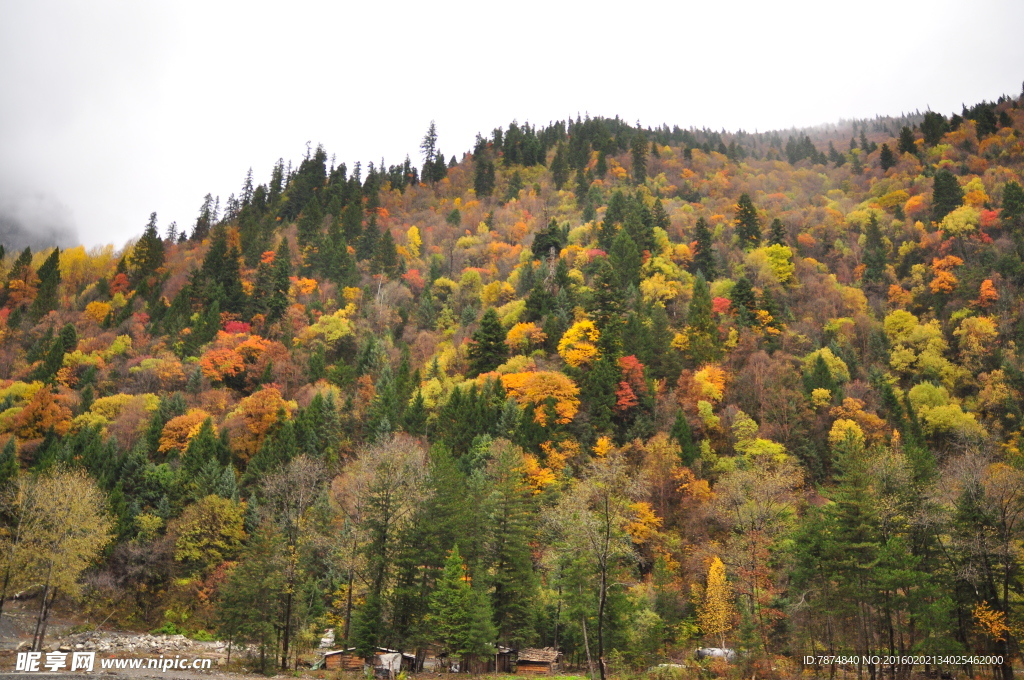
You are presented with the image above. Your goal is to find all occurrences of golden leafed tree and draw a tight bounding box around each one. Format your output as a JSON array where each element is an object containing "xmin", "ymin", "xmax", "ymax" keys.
[
  {"xmin": 0, "ymin": 467, "xmax": 113, "ymax": 650},
  {"xmin": 698, "ymin": 556, "xmax": 734, "ymax": 648}
]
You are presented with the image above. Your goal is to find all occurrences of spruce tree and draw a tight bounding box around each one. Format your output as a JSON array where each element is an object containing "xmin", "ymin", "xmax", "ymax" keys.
[
  {"xmin": 474, "ymin": 156, "xmax": 496, "ymax": 197},
  {"xmin": 550, "ymin": 143, "xmax": 569, "ymax": 190},
  {"xmin": 131, "ymin": 212, "xmax": 165, "ymax": 284},
  {"xmin": 804, "ymin": 354, "xmax": 838, "ymax": 394},
  {"xmin": 862, "ymin": 214, "xmax": 887, "ymax": 283},
  {"xmin": 932, "ymin": 169, "xmax": 964, "ymax": 223},
  {"xmin": 652, "ymin": 198, "xmax": 670, "ymax": 230},
  {"xmin": 268, "ymin": 239, "xmax": 291, "ymax": 321},
  {"xmin": 502, "ymin": 171, "xmax": 524, "ymax": 203},
  {"xmin": 897, "ymin": 126, "xmax": 916, "ymax": 155},
  {"xmin": 730, "ymin": 276, "xmax": 757, "ymax": 327},
  {"xmin": 631, "ymin": 133, "xmax": 648, "ymax": 184},
  {"xmin": 35, "ymin": 323, "xmax": 77, "ymax": 383},
  {"xmin": 428, "ymin": 545, "xmax": 496, "ymax": 665},
  {"xmin": 686, "ymin": 272, "xmax": 720, "ymax": 364},
  {"xmin": 879, "ymin": 144, "xmax": 896, "ymax": 171},
  {"xmin": 466, "ymin": 308, "xmax": 507, "ymax": 377},
  {"xmin": 623, "ymin": 200, "xmax": 654, "ymax": 254},
  {"xmin": 921, "ymin": 111, "xmax": 948, "ymax": 145},
  {"xmin": 609, "ymin": 231, "xmax": 642, "ymax": 288},
  {"xmin": 671, "ymin": 410, "xmax": 699, "ymax": 467},
  {"xmin": 0, "ymin": 437, "xmax": 18, "ymax": 489},
  {"xmin": 485, "ymin": 444, "xmax": 539, "ymax": 646},
  {"xmin": 296, "ymin": 196, "xmax": 323, "ymax": 248},
  {"xmin": 403, "ymin": 391, "xmax": 428, "ymax": 436},
  {"xmin": 691, "ymin": 217, "xmax": 717, "ymax": 279},
  {"xmin": 341, "ymin": 201, "xmax": 363, "ymax": 243},
  {"xmin": 1002, "ymin": 180, "xmax": 1024, "ymax": 229},
  {"xmin": 29, "ymin": 248, "xmax": 61, "ymax": 321},
  {"xmin": 370, "ymin": 227, "xmax": 399, "ymax": 276},
  {"xmin": 734, "ymin": 193, "xmax": 761, "ymax": 249},
  {"xmin": 367, "ymin": 364, "xmax": 399, "ymax": 441},
  {"xmin": 198, "ymin": 226, "xmax": 245, "ymax": 312},
  {"xmin": 768, "ymin": 218, "xmax": 787, "ymax": 246}
]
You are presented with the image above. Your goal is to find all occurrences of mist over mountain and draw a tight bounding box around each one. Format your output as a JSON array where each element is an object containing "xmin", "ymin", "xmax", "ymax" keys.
[{"xmin": 0, "ymin": 190, "xmax": 78, "ymax": 251}]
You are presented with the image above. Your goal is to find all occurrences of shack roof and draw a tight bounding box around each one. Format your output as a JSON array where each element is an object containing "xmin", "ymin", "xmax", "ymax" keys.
[
  {"xmin": 323, "ymin": 647, "xmax": 415, "ymax": 659},
  {"xmin": 517, "ymin": 648, "xmax": 560, "ymax": 663}
]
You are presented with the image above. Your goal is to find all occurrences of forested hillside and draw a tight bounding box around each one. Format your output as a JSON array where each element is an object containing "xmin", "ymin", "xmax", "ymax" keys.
[{"xmin": 3, "ymin": 92, "xmax": 1024, "ymax": 677}]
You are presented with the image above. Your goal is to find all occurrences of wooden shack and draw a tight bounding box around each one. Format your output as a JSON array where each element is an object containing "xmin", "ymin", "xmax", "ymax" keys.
[
  {"xmin": 458, "ymin": 647, "xmax": 514, "ymax": 674},
  {"xmin": 321, "ymin": 647, "xmax": 415, "ymax": 672},
  {"xmin": 516, "ymin": 648, "xmax": 562, "ymax": 675},
  {"xmin": 495, "ymin": 647, "xmax": 514, "ymax": 673}
]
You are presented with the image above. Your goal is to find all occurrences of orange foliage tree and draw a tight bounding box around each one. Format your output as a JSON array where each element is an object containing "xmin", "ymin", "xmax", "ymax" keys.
[
  {"xmin": 501, "ymin": 371, "xmax": 580, "ymax": 426},
  {"xmin": 223, "ymin": 387, "xmax": 295, "ymax": 461},
  {"xmin": 13, "ymin": 386, "xmax": 72, "ymax": 439},
  {"xmin": 159, "ymin": 409, "xmax": 212, "ymax": 454}
]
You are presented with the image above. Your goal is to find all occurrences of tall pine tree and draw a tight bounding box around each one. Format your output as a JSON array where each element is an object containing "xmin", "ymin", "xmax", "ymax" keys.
[
  {"xmin": 734, "ymin": 194, "xmax": 761, "ymax": 249},
  {"xmin": 466, "ymin": 308, "xmax": 508, "ymax": 377}
]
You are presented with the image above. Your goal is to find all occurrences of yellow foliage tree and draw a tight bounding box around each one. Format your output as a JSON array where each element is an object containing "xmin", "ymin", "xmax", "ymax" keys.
[
  {"xmin": 698, "ymin": 556, "xmax": 734, "ymax": 648},
  {"xmin": 505, "ymin": 322, "xmax": 547, "ymax": 352},
  {"xmin": 973, "ymin": 601, "xmax": 1009, "ymax": 642},
  {"xmin": 84, "ymin": 301, "xmax": 112, "ymax": 324},
  {"xmin": 693, "ymin": 364, "xmax": 727, "ymax": 402},
  {"xmin": 405, "ymin": 225, "xmax": 422, "ymax": 259},
  {"xmin": 954, "ymin": 315, "xmax": 999, "ymax": 369},
  {"xmin": 557, "ymin": 319, "xmax": 601, "ymax": 368}
]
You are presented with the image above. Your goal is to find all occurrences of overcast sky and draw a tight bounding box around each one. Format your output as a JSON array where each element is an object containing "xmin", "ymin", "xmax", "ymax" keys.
[{"xmin": 1, "ymin": 0, "xmax": 1022, "ymax": 249}]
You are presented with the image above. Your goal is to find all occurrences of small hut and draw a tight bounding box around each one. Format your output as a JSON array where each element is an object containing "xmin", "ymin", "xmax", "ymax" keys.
[
  {"xmin": 321, "ymin": 647, "xmax": 415, "ymax": 672},
  {"xmin": 516, "ymin": 648, "xmax": 562, "ymax": 675},
  {"xmin": 495, "ymin": 647, "xmax": 515, "ymax": 673}
]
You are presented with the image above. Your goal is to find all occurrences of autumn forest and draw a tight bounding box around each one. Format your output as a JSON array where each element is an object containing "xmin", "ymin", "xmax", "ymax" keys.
[{"xmin": 3, "ymin": 92, "xmax": 1024, "ymax": 679}]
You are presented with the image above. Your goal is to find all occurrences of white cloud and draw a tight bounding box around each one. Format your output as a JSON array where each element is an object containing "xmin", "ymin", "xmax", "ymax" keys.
[{"xmin": 1, "ymin": 0, "xmax": 1022, "ymax": 246}]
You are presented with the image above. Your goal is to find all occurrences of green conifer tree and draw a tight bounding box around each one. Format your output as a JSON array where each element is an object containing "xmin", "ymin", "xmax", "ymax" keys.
[
  {"xmin": 652, "ymin": 198, "xmax": 670, "ymax": 230},
  {"xmin": 428, "ymin": 544, "xmax": 497, "ymax": 665},
  {"xmin": 897, "ymin": 126, "xmax": 916, "ymax": 155},
  {"xmin": 35, "ymin": 323, "xmax": 77, "ymax": 383},
  {"xmin": 932, "ymin": 169, "xmax": 963, "ymax": 223},
  {"xmin": 921, "ymin": 112, "xmax": 948, "ymax": 146},
  {"xmin": 466, "ymin": 308, "xmax": 508, "ymax": 377},
  {"xmin": 550, "ymin": 143, "xmax": 569, "ymax": 190},
  {"xmin": 691, "ymin": 217, "xmax": 717, "ymax": 280},
  {"xmin": 1002, "ymin": 180, "xmax": 1024, "ymax": 230},
  {"xmin": 686, "ymin": 272, "xmax": 720, "ymax": 364},
  {"xmin": 768, "ymin": 218, "xmax": 787, "ymax": 246},
  {"xmin": 131, "ymin": 212, "xmax": 166, "ymax": 284},
  {"xmin": 671, "ymin": 410, "xmax": 699, "ymax": 467},
  {"xmin": 485, "ymin": 444, "xmax": 539, "ymax": 646},
  {"xmin": 730, "ymin": 276, "xmax": 757, "ymax": 327},
  {"xmin": 879, "ymin": 144, "xmax": 896, "ymax": 171},
  {"xmin": 609, "ymin": 231, "xmax": 642, "ymax": 289},
  {"xmin": 268, "ymin": 239, "xmax": 291, "ymax": 321},
  {"xmin": 473, "ymin": 153, "xmax": 496, "ymax": 197},
  {"xmin": 29, "ymin": 248, "xmax": 61, "ymax": 321},
  {"xmin": 0, "ymin": 437, "xmax": 18, "ymax": 489},
  {"xmin": 862, "ymin": 215, "xmax": 887, "ymax": 283},
  {"xmin": 370, "ymin": 227, "xmax": 399, "ymax": 276},
  {"xmin": 403, "ymin": 390, "xmax": 428, "ymax": 436},
  {"xmin": 341, "ymin": 201, "xmax": 363, "ymax": 243},
  {"xmin": 631, "ymin": 133, "xmax": 649, "ymax": 184},
  {"xmin": 367, "ymin": 364, "xmax": 399, "ymax": 441},
  {"xmin": 804, "ymin": 354, "xmax": 838, "ymax": 395},
  {"xmin": 297, "ymin": 196, "xmax": 323, "ymax": 248},
  {"xmin": 734, "ymin": 194, "xmax": 761, "ymax": 249}
]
